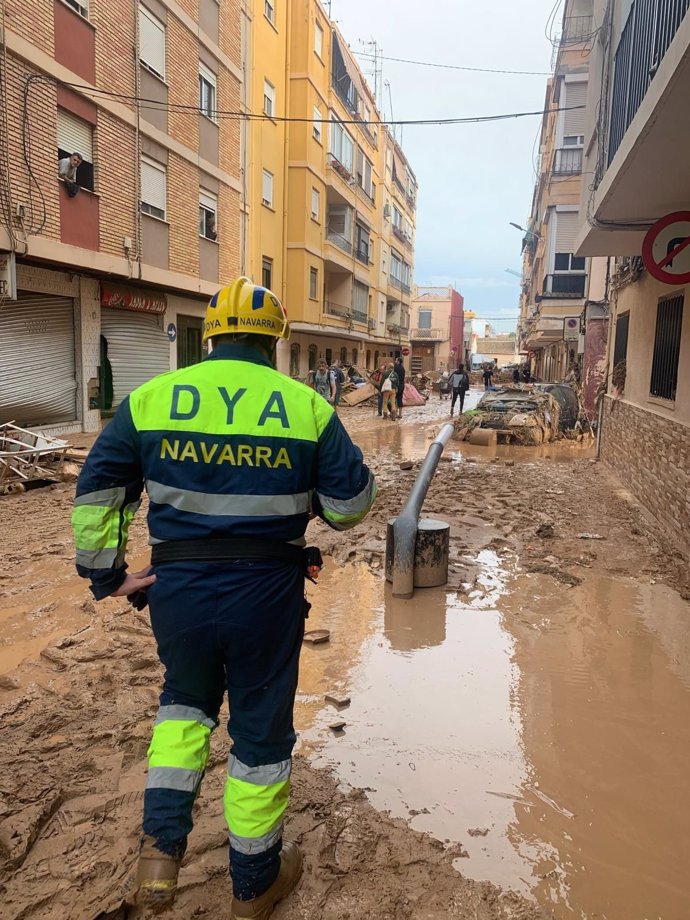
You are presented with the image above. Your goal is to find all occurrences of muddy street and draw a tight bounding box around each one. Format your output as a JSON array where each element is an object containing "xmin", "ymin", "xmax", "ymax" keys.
[{"xmin": 1, "ymin": 398, "xmax": 690, "ymax": 920}]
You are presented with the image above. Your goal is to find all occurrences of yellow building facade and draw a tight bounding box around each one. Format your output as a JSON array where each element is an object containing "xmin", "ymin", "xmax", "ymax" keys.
[{"xmin": 246, "ymin": 0, "xmax": 417, "ymax": 378}]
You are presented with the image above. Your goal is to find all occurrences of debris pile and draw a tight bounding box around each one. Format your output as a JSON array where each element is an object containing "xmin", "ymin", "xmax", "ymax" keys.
[
  {"xmin": 0, "ymin": 423, "xmax": 71, "ymax": 495},
  {"xmin": 452, "ymin": 387, "xmax": 562, "ymax": 446}
]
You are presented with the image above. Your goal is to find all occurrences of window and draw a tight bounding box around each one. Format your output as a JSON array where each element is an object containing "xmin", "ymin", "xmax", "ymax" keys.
[
  {"xmin": 290, "ymin": 343, "xmax": 300, "ymax": 377},
  {"xmin": 340, "ymin": 346, "xmax": 348, "ymax": 364},
  {"xmin": 140, "ymin": 5, "xmax": 166, "ymax": 79},
  {"xmin": 613, "ymin": 312, "xmax": 629, "ymax": 368},
  {"xmin": 262, "ymin": 257, "xmax": 273, "ymax": 289},
  {"xmin": 308, "ymin": 343, "xmax": 318, "ymax": 371},
  {"xmin": 329, "ymin": 118, "xmax": 354, "ymax": 174},
  {"xmin": 418, "ymin": 310, "xmax": 432, "ymax": 330},
  {"xmin": 57, "ymin": 109, "xmax": 94, "ymax": 192},
  {"xmin": 392, "ymin": 204, "xmax": 403, "ymax": 230},
  {"xmin": 313, "ymin": 106, "xmax": 322, "ymax": 142},
  {"xmin": 262, "ymin": 169, "xmax": 274, "ymax": 207},
  {"xmin": 309, "ymin": 267, "xmax": 318, "ymax": 299},
  {"xmin": 563, "ymin": 134, "xmax": 585, "ymax": 146},
  {"xmin": 650, "ymin": 294, "xmax": 684, "ymax": 401},
  {"xmin": 199, "ymin": 190, "xmax": 217, "ymax": 240},
  {"xmin": 264, "ymin": 0, "xmax": 275, "ymax": 24},
  {"xmin": 140, "ymin": 155, "xmax": 166, "ymax": 220},
  {"xmin": 325, "ymin": 348, "xmax": 332, "ymax": 366},
  {"xmin": 554, "ymin": 253, "xmax": 586, "ymax": 272},
  {"xmin": 356, "ymin": 148, "xmax": 373, "ymax": 198},
  {"xmin": 263, "ymin": 80, "xmax": 276, "ymax": 117},
  {"xmin": 315, "ymin": 21, "xmax": 324, "ymax": 57},
  {"xmin": 311, "ymin": 188, "xmax": 320, "ymax": 221},
  {"xmin": 353, "ymin": 348, "xmax": 358, "ymax": 365},
  {"xmin": 355, "ymin": 224, "xmax": 370, "ymax": 263},
  {"xmin": 63, "ymin": 0, "xmax": 88, "ymax": 18},
  {"xmin": 199, "ymin": 63, "xmax": 217, "ymax": 121},
  {"xmin": 353, "ymin": 281, "xmax": 368, "ymax": 315}
]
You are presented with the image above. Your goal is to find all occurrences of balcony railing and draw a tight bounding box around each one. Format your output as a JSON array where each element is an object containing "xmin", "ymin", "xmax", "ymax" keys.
[
  {"xmin": 551, "ymin": 15, "xmax": 594, "ymax": 66},
  {"xmin": 325, "ymin": 302, "xmax": 350, "ymax": 319},
  {"xmin": 355, "ymin": 244, "xmax": 370, "ymax": 265},
  {"xmin": 541, "ymin": 273, "xmax": 587, "ymax": 298},
  {"xmin": 389, "ymin": 275, "xmax": 411, "ymax": 295},
  {"xmin": 351, "ymin": 309, "xmax": 368, "ymax": 324},
  {"xmin": 326, "ymin": 229, "xmax": 352, "ymax": 254},
  {"xmin": 553, "ymin": 147, "xmax": 583, "ymax": 175},
  {"xmin": 327, "ymin": 152, "xmax": 354, "ymax": 183},
  {"xmin": 410, "ymin": 327, "xmax": 443, "ymax": 340},
  {"xmin": 608, "ymin": 0, "xmax": 690, "ymax": 165}
]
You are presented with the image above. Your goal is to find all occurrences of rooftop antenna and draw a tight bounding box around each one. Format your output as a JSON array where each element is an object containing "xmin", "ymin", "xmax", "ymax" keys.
[{"xmin": 385, "ymin": 80, "xmax": 395, "ymax": 141}]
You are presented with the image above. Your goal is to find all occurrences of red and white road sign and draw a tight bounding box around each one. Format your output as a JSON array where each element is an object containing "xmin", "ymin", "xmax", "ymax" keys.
[
  {"xmin": 642, "ymin": 211, "xmax": 690, "ymax": 285},
  {"xmin": 402, "ymin": 347, "xmax": 410, "ymax": 356}
]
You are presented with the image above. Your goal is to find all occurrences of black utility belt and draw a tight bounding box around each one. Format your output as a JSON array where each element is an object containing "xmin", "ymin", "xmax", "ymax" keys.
[{"xmin": 151, "ymin": 538, "xmax": 322, "ymax": 573}]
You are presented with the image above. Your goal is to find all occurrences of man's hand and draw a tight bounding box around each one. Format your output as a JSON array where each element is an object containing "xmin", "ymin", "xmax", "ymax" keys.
[{"xmin": 110, "ymin": 567, "xmax": 156, "ymax": 598}]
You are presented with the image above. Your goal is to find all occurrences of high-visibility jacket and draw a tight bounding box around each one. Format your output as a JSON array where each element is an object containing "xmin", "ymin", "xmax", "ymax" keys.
[{"xmin": 72, "ymin": 343, "xmax": 377, "ymax": 598}]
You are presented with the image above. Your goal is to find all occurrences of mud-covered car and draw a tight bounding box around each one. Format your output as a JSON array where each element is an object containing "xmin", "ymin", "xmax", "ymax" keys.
[{"xmin": 458, "ymin": 385, "xmax": 580, "ymax": 445}]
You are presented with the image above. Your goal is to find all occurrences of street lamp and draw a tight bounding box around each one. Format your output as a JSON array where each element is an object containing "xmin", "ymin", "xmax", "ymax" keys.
[{"xmin": 509, "ymin": 221, "xmax": 541, "ymax": 239}]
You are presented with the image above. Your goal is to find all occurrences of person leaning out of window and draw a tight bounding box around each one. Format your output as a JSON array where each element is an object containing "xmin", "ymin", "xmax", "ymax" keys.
[{"xmin": 58, "ymin": 152, "xmax": 82, "ymax": 197}]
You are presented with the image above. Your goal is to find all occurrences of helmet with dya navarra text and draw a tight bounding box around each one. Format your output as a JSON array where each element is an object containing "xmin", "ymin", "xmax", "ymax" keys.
[{"xmin": 203, "ymin": 277, "xmax": 290, "ymax": 344}]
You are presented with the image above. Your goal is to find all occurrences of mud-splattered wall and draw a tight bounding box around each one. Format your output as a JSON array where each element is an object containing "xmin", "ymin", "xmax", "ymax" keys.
[{"xmin": 582, "ymin": 317, "xmax": 609, "ymax": 416}]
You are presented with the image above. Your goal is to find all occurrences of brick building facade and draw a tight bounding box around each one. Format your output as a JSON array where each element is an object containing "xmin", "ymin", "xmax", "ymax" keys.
[{"xmin": 0, "ymin": 0, "xmax": 243, "ymax": 433}]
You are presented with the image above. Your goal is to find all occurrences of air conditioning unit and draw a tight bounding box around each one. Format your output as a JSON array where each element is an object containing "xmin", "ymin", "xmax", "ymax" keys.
[{"xmin": 368, "ymin": 318, "xmax": 377, "ymax": 330}]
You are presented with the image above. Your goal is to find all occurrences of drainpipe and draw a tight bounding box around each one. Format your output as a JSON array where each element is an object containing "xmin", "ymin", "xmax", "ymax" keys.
[
  {"xmin": 280, "ymin": 3, "xmax": 292, "ymax": 311},
  {"xmin": 132, "ymin": 0, "xmax": 143, "ymax": 279},
  {"xmin": 391, "ymin": 422, "xmax": 454, "ymax": 598}
]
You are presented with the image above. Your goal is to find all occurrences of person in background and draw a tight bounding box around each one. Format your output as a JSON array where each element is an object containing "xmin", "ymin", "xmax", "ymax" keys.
[
  {"xmin": 522, "ymin": 364, "xmax": 532, "ymax": 384},
  {"xmin": 482, "ymin": 364, "xmax": 494, "ymax": 391},
  {"xmin": 512, "ymin": 366, "xmax": 521, "ymax": 385},
  {"xmin": 331, "ymin": 360, "xmax": 345, "ymax": 408},
  {"xmin": 58, "ymin": 152, "xmax": 82, "ymax": 197},
  {"xmin": 371, "ymin": 363, "xmax": 385, "ymax": 417},
  {"xmin": 380, "ymin": 362, "xmax": 398, "ymax": 420},
  {"xmin": 312, "ymin": 359, "xmax": 336, "ymax": 403},
  {"xmin": 393, "ymin": 357, "xmax": 406, "ymax": 421},
  {"xmin": 448, "ymin": 363, "xmax": 470, "ymax": 417},
  {"xmin": 439, "ymin": 371, "xmax": 450, "ymax": 401}
]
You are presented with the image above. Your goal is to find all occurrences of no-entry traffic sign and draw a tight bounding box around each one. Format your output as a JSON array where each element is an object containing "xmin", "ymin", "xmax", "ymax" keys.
[{"xmin": 642, "ymin": 211, "xmax": 690, "ymax": 285}]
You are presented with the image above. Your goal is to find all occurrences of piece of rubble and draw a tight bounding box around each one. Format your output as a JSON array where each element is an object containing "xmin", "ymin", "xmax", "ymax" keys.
[
  {"xmin": 328, "ymin": 720, "xmax": 347, "ymax": 732},
  {"xmin": 577, "ymin": 533, "xmax": 605, "ymax": 540},
  {"xmin": 325, "ymin": 693, "xmax": 351, "ymax": 708},
  {"xmin": 303, "ymin": 629, "xmax": 330, "ymax": 644},
  {"xmin": 505, "ymin": 460, "xmax": 515, "ymax": 467},
  {"xmin": 536, "ymin": 523, "xmax": 554, "ymax": 539},
  {"xmin": 399, "ymin": 460, "xmax": 414, "ymax": 470},
  {"xmin": 467, "ymin": 827, "xmax": 490, "ymax": 837},
  {"xmin": 465, "ymin": 457, "xmax": 477, "ymax": 464}
]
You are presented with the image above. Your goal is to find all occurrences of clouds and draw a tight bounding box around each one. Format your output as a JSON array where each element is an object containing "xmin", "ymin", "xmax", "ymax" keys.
[{"xmin": 332, "ymin": 0, "xmax": 556, "ymax": 316}]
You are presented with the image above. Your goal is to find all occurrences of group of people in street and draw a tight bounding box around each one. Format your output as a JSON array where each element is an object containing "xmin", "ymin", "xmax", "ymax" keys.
[
  {"xmin": 310, "ymin": 359, "xmax": 346, "ymax": 407},
  {"xmin": 371, "ymin": 357, "xmax": 406, "ymax": 420}
]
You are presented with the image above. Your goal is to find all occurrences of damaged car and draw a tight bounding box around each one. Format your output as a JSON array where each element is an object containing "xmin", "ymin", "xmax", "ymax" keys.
[{"xmin": 454, "ymin": 385, "xmax": 581, "ymax": 445}]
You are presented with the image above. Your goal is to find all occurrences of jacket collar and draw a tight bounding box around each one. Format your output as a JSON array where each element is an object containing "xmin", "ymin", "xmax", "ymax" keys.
[{"xmin": 205, "ymin": 342, "xmax": 273, "ymax": 368}]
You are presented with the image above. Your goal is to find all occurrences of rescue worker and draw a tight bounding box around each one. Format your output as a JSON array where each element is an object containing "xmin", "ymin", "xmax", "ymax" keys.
[{"xmin": 71, "ymin": 278, "xmax": 377, "ymax": 918}]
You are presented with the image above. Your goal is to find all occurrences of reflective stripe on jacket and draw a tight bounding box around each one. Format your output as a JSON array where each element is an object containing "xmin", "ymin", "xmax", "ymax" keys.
[{"xmin": 72, "ymin": 343, "xmax": 377, "ymax": 598}]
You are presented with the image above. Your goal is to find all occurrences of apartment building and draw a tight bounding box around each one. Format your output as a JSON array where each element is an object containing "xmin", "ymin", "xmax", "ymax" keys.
[
  {"xmin": 0, "ymin": 0, "xmax": 243, "ymax": 434},
  {"xmin": 409, "ymin": 286, "xmax": 464, "ymax": 374},
  {"xmin": 575, "ymin": 0, "xmax": 690, "ymax": 555},
  {"xmin": 247, "ymin": 0, "xmax": 417, "ymax": 378},
  {"xmin": 518, "ymin": 0, "xmax": 609, "ymax": 412}
]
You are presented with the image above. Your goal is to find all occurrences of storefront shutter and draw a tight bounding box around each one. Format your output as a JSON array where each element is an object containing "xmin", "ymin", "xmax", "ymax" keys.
[
  {"xmin": 57, "ymin": 110, "xmax": 93, "ymax": 160},
  {"xmin": 563, "ymin": 81, "xmax": 588, "ymax": 137},
  {"xmin": 555, "ymin": 211, "xmax": 579, "ymax": 253},
  {"xmin": 101, "ymin": 309, "xmax": 170, "ymax": 407},
  {"xmin": 0, "ymin": 294, "xmax": 77, "ymax": 426}
]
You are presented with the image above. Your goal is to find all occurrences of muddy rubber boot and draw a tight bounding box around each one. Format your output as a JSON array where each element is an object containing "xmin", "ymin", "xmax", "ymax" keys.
[
  {"xmin": 136, "ymin": 835, "xmax": 182, "ymax": 912},
  {"xmin": 230, "ymin": 841, "xmax": 303, "ymax": 920}
]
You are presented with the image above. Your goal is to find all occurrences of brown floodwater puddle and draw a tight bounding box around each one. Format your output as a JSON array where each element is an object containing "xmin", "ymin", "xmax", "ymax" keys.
[{"xmin": 296, "ymin": 550, "xmax": 690, "ymax": 919}]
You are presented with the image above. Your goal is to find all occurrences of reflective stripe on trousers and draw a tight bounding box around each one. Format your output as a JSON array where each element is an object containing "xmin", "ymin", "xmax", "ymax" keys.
[{"xmin": 224, "ymin": 754, "xmax": 292, "ymax": 855}]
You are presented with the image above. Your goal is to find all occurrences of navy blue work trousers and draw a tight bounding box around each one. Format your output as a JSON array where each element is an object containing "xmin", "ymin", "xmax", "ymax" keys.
[{"xmin": 143, "ymin": 559, "xmax": 305, "ymax": 900}]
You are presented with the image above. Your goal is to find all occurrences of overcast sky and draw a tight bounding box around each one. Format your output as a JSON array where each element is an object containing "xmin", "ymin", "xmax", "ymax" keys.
[{"xmin": 331, "ymin": 0, "xmax": 559, "ymax": 330}]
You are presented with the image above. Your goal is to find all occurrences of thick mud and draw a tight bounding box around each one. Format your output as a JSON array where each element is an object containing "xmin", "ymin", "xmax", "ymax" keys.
[{"xmin": 1, "ymin": 392, "xmax": 689, "ymax": 919}]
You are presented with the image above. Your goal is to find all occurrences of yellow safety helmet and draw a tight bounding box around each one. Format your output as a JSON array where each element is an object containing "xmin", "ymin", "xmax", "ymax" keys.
[{"xmin": 203, "ymin": 277, "xmax": 290, "ymax": 344}]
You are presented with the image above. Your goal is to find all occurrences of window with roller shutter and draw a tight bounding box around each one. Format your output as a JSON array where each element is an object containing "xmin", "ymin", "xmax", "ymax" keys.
[
  {"xmin": 57, "ymin": 110, "xmax": 94, "ymax": 191},
  {"xmin": 141, "ymin": 156, "xmax": 167, "ymax": 220},
  {"xmin": 139, "ymin": 5, "xmax": 166, "ymax": 80}
]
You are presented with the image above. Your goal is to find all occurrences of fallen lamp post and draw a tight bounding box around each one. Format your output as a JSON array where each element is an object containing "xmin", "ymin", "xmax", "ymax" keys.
[{"xmin": 386, "ymin": 423, "xmax": 454, "ymax": 598}]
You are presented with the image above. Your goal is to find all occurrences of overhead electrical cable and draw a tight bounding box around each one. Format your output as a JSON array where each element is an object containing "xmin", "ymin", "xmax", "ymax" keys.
[{"xmin": 354, "ymin": 51, "xmax": 552, "ymax": 77}]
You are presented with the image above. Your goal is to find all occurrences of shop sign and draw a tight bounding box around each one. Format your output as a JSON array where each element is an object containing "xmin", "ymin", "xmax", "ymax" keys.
[
  {"xmin": 0, "ymin": 251, "xmax": 17, "ymax": 300},
  {"xmin": 100, "ymin": 283, "xmax": 167, "ymax": 315}
]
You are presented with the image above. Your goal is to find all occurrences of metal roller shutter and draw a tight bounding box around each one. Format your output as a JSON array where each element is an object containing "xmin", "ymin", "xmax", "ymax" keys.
[
  {"xmin": 101, "ymin": 309, "xmax": 170, "ymax": 407},
  {"xmin": 0, "ymin": 294, "xmax": 77, "ymax": 426},
  {"xmin": 57, "ymin": 110, "xmax": 93, "ymax": 161},
  {"xmin": 555, "ymin": 211, "xmax": 579, "ymax": 253},
  {"xmin": 563, "ymin": 81, "xmax": 588, "ymax": 137}
]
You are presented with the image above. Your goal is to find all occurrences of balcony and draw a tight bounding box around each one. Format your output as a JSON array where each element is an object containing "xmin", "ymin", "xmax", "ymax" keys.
[
  {"xmin": 324, "ymin": 302, "xmax": 350, "ymax": 320},
  {"xmin": 540, "ymin": 273, "xmax": 587, "ymax": 299},
  {"xmin": 578, "ymin": 0, "xmax": 690, "ymax": 255},
  {"xmin": 553, "ymin": 147, "xmax": 583, "ymax": 176},
  {"xmin": 551, "ymin": 15, "xmax": 594, "ymax": 67},
  {"xmin": 389, "ymin": 275, "xmax": 411, "ymax": 295},
  {"xmin": 326, "ymin": 229, "xmax": 352, "ymax": 254},
  {"xmin": 351, "ymin": 309, "xmax": 367, "ymax": 324},
  {"xmin": 410, "ymin": 327, "xmax": 443, "ymax": 341},
  {"xmin": 327, "ymin": 153, "xmax": 354, "ymax": 184},
  {"xmin": 392, "ymin": 225, "xmax": 413, "ymax": 249},
  {"xmin": 355, "ymin": 244, "xmax": 370, "ymax": 265}
]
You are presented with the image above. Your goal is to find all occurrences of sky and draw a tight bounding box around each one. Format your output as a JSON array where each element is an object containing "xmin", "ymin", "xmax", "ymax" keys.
[{"xmin": 330, "ymin": 0, "xmax": 561, "ymax": 331}]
